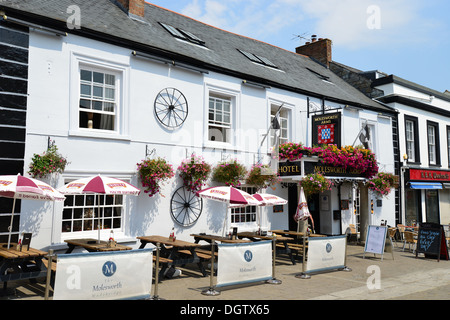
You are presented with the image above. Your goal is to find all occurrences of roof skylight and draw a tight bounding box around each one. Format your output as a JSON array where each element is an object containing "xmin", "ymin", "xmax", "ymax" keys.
[
  {"xmin": 237, "ymin": 49, "xmax": 278, "ymax": 69},
  {"xmin": 159, "ymin": 22, "xmax": 205, "ymax": 46}
]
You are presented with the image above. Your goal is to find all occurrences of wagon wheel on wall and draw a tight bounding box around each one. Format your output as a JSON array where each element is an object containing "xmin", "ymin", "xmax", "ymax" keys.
[
  {"xmin": 154, "ymin": 87, "xmax": 188, "ymax": 128},
  {"xmin": 170, "ymin": 186, "xmax": 203, "ymax": 227}
]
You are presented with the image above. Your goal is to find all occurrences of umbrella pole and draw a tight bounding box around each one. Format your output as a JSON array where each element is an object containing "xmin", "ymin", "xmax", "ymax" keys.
[
  {"xmin": 97, "ymin": 194, "xmax": 101, "ymax": 243},
  {"xmin": 7, "ymin": 197, "xmax": 17, "ymax": 249}
]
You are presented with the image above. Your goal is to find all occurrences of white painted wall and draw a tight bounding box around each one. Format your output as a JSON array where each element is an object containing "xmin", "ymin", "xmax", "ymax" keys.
[{"xmin": 21, "ymin": 31, "xmax": 396, "ymax": 250}]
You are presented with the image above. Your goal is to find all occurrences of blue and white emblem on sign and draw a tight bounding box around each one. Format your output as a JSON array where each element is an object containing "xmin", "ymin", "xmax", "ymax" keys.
[
  {"xmin": 244, "ymin": 250, "xmax": 253, "ymax": 262},
  {"xmin": 326, "ymin": 243, "xmax": 332, "ymax": 253},
  {"xmin": 102, "ymin": 261, "xmax": 117, "ymax": 277}
]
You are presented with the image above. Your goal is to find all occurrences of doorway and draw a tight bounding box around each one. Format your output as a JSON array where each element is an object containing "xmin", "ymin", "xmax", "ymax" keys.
[{"xmin": 287, "ymin": 185, "xmax": 320, "ymax": 232}]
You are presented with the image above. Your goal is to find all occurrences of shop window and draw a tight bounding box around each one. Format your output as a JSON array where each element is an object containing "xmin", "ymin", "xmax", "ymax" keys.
[
  {"xmin": 62, "ymin": 193, "xmax": 123, "ymax": 234},
  {"xmin": 231, "ymin": 186, "xmax": 257, "ymax": 224}
]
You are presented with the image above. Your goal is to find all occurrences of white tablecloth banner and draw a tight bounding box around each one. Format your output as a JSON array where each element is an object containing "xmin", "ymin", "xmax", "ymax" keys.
[
  {"xmin": 217, "ymin": 240, "xmax": 272, "ymax": 287},
  {"xmin": 53, "ymin": 249, "xmax": 153, "ymax": 300},
  {"xmin": 306, "ymin": 235, "xmax": 346, "ymax": 273}
]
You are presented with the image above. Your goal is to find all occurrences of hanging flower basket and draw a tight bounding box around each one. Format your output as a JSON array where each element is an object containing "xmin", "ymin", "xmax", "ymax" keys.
[
  {"xmin": 279, "ymin": 142, "xmax": 379, "ymax": 179},
  {"xmin": 367, "ymin": 172, "xmax": 396, "ymax": 198},
  {"xmin": 212, "ymin": 159, "xmax": 247, "ymax": 187},
  {"xmin": 178, "ymin": 154, "xmax": 211, "ymax": 193},
  {"xmin": 246, "ymin": 164, "xmax": 280, "ymax": 190},
  {"xmin": 299, "ymin": 173, "xmax": 333, "ymax": 196},
  {"xmin": 28, "ymin": 141, "xmax": 69, "ymax": 178},
  {"xmin": 137, "ymin": 157, "xmax": 174, "ymax": 197}
]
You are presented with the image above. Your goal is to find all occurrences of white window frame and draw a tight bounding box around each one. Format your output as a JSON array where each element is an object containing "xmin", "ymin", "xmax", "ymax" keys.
[
  {"xmin": 428, "ymin": 124, "xmax": 436, "ymax": 165},
  {"xmin": 270, "ymin": 104, "xmax": 290, "ymax": 147},
  {"xmin": 230, "ymin": 186, "xmax": 258, "ymax": 230},
  {"xmin": 69, "ymin": 52, "xmax": 130, "ymax": 140},
  {"xmin": 406, "ymin": 120, "xmax": 415, "ymax": 162},
  {"xmin": 204, "ymin": 84, "xmax": 239, "ymax": 149}
]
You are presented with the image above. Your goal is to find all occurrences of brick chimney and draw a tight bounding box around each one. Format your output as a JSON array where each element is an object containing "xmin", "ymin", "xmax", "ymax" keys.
[
  {"xmin": 114, "ymin": 0, "xmax": 145, "ymax": 17},
  {"xmin": 296, "ymin": 36, "xmax": 332, "ymax": 68}
]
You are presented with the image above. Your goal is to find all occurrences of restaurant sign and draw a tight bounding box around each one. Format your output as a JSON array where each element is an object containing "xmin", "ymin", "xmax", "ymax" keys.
[{"xmin": 409, "ymin": 168, "xmax": 450, "ymax": 182}]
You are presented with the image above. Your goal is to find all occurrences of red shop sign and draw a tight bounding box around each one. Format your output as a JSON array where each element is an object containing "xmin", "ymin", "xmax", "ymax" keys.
[{"xmin": 409, "ymin": 169, "xmax": 450, "ymax": 182}]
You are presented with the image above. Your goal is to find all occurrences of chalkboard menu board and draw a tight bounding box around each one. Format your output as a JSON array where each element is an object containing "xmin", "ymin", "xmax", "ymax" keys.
[{"xmin": 416, "ymin": 223, "xmax": 449, "ymax": 261}]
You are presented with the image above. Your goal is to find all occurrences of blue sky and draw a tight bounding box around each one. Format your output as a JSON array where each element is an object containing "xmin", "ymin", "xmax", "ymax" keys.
[{"xmin": 147, "ymin": 0, "xmax": 449, "ymax": 93}]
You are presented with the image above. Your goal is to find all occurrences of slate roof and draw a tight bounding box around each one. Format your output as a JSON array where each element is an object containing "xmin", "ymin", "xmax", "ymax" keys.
[{"xmin": 1, "ymin": 0, "xmax": 394, "ymax": 112}]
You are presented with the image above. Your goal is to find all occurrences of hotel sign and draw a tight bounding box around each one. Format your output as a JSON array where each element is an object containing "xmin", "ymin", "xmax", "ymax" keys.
[
  {"xmin": 312, "ymin": 112, "xmax": 341, "ymax": 147},
  {"xmin": 278, "ymin": 160, "xmax": 364, "ymax": 178},
  {"xmin": 278, "ymin": 161, "xmax": 302, "ymax": 176},
  {"xmin": 304, "ymin": 161, "xmax": 364, "ymax": 178}
]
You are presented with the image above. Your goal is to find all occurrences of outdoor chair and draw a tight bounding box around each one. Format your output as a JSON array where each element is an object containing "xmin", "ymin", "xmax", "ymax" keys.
[
  {"xmin": 397, "ymin": 224, "xmax": 406, "ymax": 247},
  {"xmin": 403, "ymin": 231, "xmax": 417, "ymax": 253},
  {"xmin": 388, "ymin": 227, "xmax": 397, "ymax": 247},
  {"xmin": 346, "ymin": 224, "xmax": 358, "ymax": 243}
]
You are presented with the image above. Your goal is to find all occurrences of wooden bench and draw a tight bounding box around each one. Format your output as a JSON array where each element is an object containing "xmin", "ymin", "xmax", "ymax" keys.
[
  {"xmin": 42, "ymin": 258, "xmax": 57, "ymax": 272},
  {"xmin": 153, "ymin": 255, "xmax": 172, "ymax": 264},
  {"xmin": 178, "ymin": 249, "xmax": 215, "ymax": 261}
]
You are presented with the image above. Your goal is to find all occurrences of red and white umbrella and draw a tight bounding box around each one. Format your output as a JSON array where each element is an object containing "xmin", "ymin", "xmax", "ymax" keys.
[
  {"xmin": 0, "ymin": 174, "xmax": 66, "ymax": 248},
  {"xmin": 58, "ymin": 175, "xmax": 141, "ymax": 195},
  {"xmin": 252, "ymin": 193, "xmax": 287, "ymax": 206},
  {"xmin": 58, "ymin": 175, "xmax": 140, "ymax": 242},
  {"xmin": 197, "ymin": 186, "xmax": 261, "ymax": 206},
  {"xmin": 197, "ymin": 186, "xmax": 261, "ymax": 236}
]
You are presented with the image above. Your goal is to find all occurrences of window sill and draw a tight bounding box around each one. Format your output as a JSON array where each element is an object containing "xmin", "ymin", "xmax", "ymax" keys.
[
  {"xmin": 69, "ymin": 129, "xmax": 131, "ymax": 141},
  {"xmin": 203, "ymin": 141, "xmax": 241, "ymax": 152}
]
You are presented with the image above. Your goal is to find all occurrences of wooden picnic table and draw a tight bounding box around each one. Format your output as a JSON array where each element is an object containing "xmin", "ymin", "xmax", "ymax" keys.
[
  {"xmin": 191, "ymin": 233, "xmax": 251, "ymax": 244},
  {"xmin": 270, "ymin": 230, "xmax": 326, "ymax": 238},
  {"xmin": 64, "ymin": 238, "xmax": 132, "ymax": 253},
  {"xmin": 236, "ymin": 232, "xmax": 297, "ymax": 265},
  {"xmin": 137, "ymin": 235, "xmax": 208, "ymax": 280},
  {"xmin": 0, "ymin": 243, "xmax": 48, "ymax": 288}
]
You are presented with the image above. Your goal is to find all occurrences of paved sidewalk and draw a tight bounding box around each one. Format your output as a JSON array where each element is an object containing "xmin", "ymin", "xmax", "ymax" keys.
[{"xmin": 1, "ymin": 244, "xmax": 449, "ymax": 301}]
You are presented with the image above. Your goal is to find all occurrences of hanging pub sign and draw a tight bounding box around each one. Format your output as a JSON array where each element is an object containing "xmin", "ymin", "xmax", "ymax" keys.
[{"xmin": 312, "ymin": 112, "xmax": 341, "ymax": 147}]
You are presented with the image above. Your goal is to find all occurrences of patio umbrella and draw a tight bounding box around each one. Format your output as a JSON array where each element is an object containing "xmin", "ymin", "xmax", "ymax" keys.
[
  {"xmin": 252, "ymin": 193, "xmax": 288, "ymax": 231},
  {"xmin": 0, "ymin": 174, "xmax": 66, "ymax": 249},
  {"xmin": 252, "ymin": 193, "xmax": 287, "ymax": 206},
  {"xmin": 58, "ymin": 175, "xmax": 140, "ymax": 242},
  {"xmin": 196, "ymin": 186, "xmax": 261, "ymax": 235},
  {"xmin": 294, "ymin": 187, "xmax": 315, "ymax": 233}
]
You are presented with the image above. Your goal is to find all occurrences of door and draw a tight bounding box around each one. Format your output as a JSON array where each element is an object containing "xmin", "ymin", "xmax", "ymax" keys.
[{"xmin": 425, "ymin": 190, "xmax": 440, "ymax": 224}]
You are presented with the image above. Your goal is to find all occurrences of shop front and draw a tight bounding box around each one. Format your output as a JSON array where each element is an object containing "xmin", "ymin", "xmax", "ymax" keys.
[{"xmin": 404, "ymin": 168, "xmax": 450, "ymax": 225}]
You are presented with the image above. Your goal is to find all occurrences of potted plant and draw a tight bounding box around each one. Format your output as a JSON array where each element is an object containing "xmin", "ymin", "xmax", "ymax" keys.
[
  {"xmin": 137, "ymin": 157, "xmax": 174, "ymax": 197},
  {"xmin": 246, "ymin": 164, "xmax": 280, "ymax": 190},
  {"xmin": 212, "ymin": 159, "xmax": 247, "ymax": 187},
  {"xmin": 178, "ymin": 154, "xmax": 211, "ymax": 192},
  {"xmin": 367, "ymin": 172, "xmax": 396, "ymax": 197},
  {"xmin": 299, "ymin": 173, "xmax": 333, "ymax": 196},
  {"xmin": 28, "ymin": 140, "xmax": 69, "ymax": 178}
]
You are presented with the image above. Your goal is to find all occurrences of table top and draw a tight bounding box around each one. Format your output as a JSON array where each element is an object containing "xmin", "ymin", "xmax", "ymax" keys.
[
  {"xmin": 270, "ymin": 230, "xmax": 326, "ymax": 237},
  {"xmin": 0, "ymin": 243, "xmax": 47, "ymax": 259},
  {"xmin": 65, "ymin": 238, "xmax": 132, "ymax": 252},
  {"xmin": 138, "ymin": 235, "xmax": 201, "ymax": 248},
  {"xmin": 237, "ymin": 232, "xmax": 291, "ymax": 242},
  {"xmin": 191, "ymin": 233, "xmax": 250, "ymax": 244}
]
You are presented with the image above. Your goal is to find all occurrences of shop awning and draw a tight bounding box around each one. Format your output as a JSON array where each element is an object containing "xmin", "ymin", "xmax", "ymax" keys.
[{"xmin": 409, "ymin": 182, "xmax": 442, "ymax": 189}]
